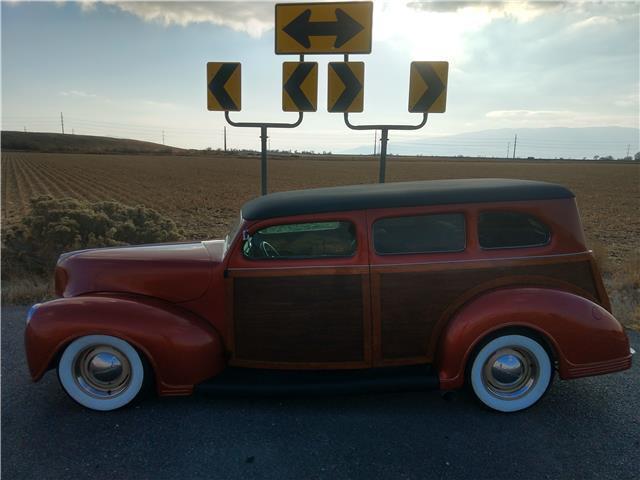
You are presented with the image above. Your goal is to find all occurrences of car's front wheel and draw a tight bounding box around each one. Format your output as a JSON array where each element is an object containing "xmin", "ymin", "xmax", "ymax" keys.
[
  {"xmin": 58, "ymin": 335, "xmax": 146, "ymax": 411},
  {"xmin": 469, "ymin": 333, "xmax": 553, "ymax": 412}
]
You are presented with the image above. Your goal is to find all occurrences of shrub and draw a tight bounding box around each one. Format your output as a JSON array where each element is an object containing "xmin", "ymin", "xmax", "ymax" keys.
[{"xmin": 2, "ymin": 196, "xmax": 182, "ymax": 277}]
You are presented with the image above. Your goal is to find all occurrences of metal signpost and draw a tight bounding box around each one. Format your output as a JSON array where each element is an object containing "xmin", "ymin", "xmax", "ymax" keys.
[
  {"xmin": 207, "ymin": 1, "xmax": 448, "ymax": 194},
  {"xmin": 342, "ymin": 60, "xmax": 449, "ymax": 183}
]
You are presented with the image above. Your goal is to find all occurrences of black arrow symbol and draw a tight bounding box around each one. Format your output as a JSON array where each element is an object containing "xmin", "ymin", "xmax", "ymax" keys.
[
  {"xmin": 411, "ymin": 63, "xmax": 445, "ymax": 112},
  {"xmin": 208, "ymin": 63, "xmax": 239, "ymax": 111},
  {"xmin": 283, "ymin": 8, "xmax": 364, "ymax": 49},
  {"xmin": 330, "ymin": 63, "xmax": 362, "ymax": 112},
  {"xmin": 284, "ymin": 62, "xmax": 316, "ymax": 111}
]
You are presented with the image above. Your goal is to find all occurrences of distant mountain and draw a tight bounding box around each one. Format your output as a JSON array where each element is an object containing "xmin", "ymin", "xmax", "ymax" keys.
[
  {"xmin": 341, "ymin": 127, "xmax": 640, "ymax": 160},
  {"xmin": 1, "ymin": 131, "xmax": 187, "ymax": 155}
]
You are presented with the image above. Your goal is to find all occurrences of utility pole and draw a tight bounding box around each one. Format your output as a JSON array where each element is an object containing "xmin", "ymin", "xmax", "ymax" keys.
[
  {"xmin": 162, "ymin": 130, "xmax": 165, "ymax": 145},
  {"xmin": 23, "ymin": 126, "xmax": 27, "ymax": 133},
  {"xmin": 374, "ymin": 130, "xmax": 377, "ymax": 155},
  {"xmin": 627, "ymin": 144, "xmax": 631, "ymax": 158},
  {"xmin": 224, "ymin": 126, "xmax": 227, "ymax": 152},
  {"xmin": 506, "ymin": 142, "xmax": 510, "ymax": 159},
  {"xmin": 72, "ymin": 128, "xmax": 75, "ymax": 135},
  {"xmin": 512, "ymin": 134, "xmax": 517, "ymax": 159},
  {"xmin": 268, "ymin": 138, "xmax": 271, "ymax": 151},
  {"xmin": 60, "ymin": 112, "xmax": 65, "ymax": 134}
]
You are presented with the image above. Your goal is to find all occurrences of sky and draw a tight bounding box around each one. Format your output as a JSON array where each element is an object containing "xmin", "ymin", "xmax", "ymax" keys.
[{"xmin": 1, "ymin": 0, "xmax": 639, "ymax": 156}]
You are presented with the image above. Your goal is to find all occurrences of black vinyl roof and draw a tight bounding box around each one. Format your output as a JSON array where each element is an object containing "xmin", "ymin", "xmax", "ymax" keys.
[{"xmin": 241, "ymin": 178, "xmax": 574, "ymax": 220}]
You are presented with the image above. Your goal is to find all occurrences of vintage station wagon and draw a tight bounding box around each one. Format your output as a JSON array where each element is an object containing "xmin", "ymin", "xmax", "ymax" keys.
[{"xmin": 25, "ymin": 179, "xmax": 633, "ymax": 412}]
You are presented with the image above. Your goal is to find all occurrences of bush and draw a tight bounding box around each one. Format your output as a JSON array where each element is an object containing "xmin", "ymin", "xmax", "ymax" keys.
[{"xmin": 2, "ymin": 196, "xmax": 182, "ymax": 277}]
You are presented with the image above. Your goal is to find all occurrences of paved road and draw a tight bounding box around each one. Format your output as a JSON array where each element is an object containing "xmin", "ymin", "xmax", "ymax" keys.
[{"xmin": 2, "ymin": 306, "xmax": 639, "ymax": 479}]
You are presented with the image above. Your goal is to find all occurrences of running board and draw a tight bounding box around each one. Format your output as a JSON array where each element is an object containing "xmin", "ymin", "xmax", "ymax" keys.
[{"xmin": 195, "ymin": 364, "xmax": 439, "ymax": 397}]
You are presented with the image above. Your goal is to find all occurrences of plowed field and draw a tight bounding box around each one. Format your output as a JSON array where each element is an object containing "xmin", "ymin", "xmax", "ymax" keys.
[{"xmin": 2, "ymin": 152, "xmax": 638, "ymax": 262}]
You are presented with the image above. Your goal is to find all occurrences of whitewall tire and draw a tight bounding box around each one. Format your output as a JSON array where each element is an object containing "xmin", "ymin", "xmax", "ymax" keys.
[
  {"xmin": 58, "ymin": 335, "xmax": 145, "ymax": 411},
  {"xmin": 469, "ymin": 334, "xmax": 552, "ymax": 413}
]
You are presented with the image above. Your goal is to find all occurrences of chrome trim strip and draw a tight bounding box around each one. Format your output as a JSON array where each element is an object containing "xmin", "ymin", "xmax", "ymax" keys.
[
  {"xmin": 371, "ymin": 251, "xmax": 591, "ymax": 269},
  {"xmin": 227, "ymin": 251, "xmax": 591, "ymax": 273},
  {"xmin": 228, "ymin": 264, "xmax": 369, "ymax": 272}
]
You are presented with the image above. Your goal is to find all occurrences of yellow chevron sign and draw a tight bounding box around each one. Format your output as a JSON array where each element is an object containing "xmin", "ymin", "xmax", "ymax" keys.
[
  {"xmin": 327, "ymin": 62, "xmax": 364, "ymax": 112},
  {"xmin": 408, "ymin": 61, "xmax": 448, "ymax": 113},
  {"xmin": 207, "ymin": 62, "xmax": 241, "ymax": 111},
  {"xmin": 282, "ymin": 62, "xmax": 318, "ymax": 112}
]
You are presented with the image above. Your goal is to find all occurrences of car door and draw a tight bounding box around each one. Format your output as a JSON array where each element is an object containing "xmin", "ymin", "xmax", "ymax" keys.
[
  {"xmin": 367, "ymin": 205, "xmax": 471, "ymax": 367},
  {"xmin": 226, "ymin": 211, "xmax": 372, "ymax": 369}
]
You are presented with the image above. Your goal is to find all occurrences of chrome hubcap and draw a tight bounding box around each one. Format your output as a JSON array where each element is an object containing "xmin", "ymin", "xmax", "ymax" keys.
[
  {"xmin": 73, "ymin": 346, "xmax": 131, "ymax": 398},
  {"xmin": 482, "ymin": 347, "xmax": 539, "ymax": 400}
]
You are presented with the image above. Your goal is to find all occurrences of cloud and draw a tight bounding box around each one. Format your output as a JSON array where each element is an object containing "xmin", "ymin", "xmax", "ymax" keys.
[
  {"xmin": 407, "ymin": 1, "xmax": 564, "ymax": 21},
  {"xmin": 484, "ymin": 109, "xmax": 638, "ymax": 128},
  {"xmin": 110, "ymin": 1, "xmax": 274, "ymax": 38},
  {"xmin": 59, "ymin": 90, "xmax": 98, "ymax": 98},
  {"xmin": 486, "ymin": 110, "xmax": 572, "ymax": 119}
]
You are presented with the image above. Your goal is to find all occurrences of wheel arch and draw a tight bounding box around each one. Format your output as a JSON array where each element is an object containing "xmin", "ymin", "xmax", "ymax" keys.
[
  {"xmin": 25, "ymin": 294, "xmax": 226, "ymax": 396},
  {"xmin": 435, "ymin": 287, "xmax": 630, "ymax": 390}
]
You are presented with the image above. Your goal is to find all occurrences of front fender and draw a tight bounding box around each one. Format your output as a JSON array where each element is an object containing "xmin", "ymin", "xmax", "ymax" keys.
[
  {"xmin": 25, "ymin": 295, "xmax": 226, "ymax": 396},
  {"xmin": 436, "ymin": 288, "xmax": 631, "ymax": 390}
]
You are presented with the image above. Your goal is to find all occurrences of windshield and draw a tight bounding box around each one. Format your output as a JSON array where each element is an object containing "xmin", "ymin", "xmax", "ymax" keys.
[{"xmin": 223, "ymin": 214, "xmax": 242, "ymax": 255}]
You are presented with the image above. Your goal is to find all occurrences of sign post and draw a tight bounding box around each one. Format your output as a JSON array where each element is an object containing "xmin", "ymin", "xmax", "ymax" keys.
[
  {"xmin": 341, "ymin": 61, "xmax": 448, "ymax": 182},
  {"xmin": 207, "ymin": 61, "xmax": 306, "ymax": 196}
]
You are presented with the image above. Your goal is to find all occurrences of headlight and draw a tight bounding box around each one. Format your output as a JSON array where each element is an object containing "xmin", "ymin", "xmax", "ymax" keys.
[{"xmin": 26, "ymin": 303, "xmax": 41, "ymax": 324}]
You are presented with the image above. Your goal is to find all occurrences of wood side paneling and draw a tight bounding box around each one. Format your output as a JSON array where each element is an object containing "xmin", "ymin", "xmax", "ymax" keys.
[
  {"xmin": 233, "ymin": 275, "xmax": 364, "ymax": 364},
  {"xmin": 377, "ymin": 260, "xmax": 597, "ymax": 361}
]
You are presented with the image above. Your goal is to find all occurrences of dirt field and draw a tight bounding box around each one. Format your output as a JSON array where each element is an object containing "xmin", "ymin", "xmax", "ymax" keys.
[{"xmin": 2, "ymin": 151, "xmax": 638, "ymax": 325}]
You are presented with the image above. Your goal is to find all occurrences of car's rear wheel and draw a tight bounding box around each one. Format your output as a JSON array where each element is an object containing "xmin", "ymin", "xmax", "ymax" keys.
[
  {"xmin": 58, "ymin": 335, "xmax": 145, "ymax": 411},
  {"xmin": 469, "ymin": 334, "xmax": 552, "ymax": 412}
]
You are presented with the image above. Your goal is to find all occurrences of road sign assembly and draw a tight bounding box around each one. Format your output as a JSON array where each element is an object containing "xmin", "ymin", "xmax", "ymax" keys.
[{"xmin": 207, "ymin": 1, "xmax": 449, "ymax": 194}]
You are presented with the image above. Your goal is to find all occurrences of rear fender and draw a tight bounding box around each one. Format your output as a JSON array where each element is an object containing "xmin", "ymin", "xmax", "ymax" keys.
[
  {"xmin": 25, "ymin": 295, "xmax": 226, "ymax": 396},
  {"xmin": 436, "ymin": 287, "xmax": 630, "ymax": 390}
]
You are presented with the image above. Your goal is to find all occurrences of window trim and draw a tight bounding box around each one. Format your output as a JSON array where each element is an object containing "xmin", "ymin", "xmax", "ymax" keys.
[
  {"xmin": 242, "ymin": 219, "xmax": 358, "ymax": 261},
  {"xmin": 477, "ymin": 210, "xmax": 552, "ymax": 251},
  {"xmin": 372, "ymin": 212, "xmax": 467, "ymax": 256}
]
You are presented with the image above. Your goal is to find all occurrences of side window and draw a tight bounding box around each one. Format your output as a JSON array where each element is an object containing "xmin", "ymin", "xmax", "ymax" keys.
[
  {"xmin": 478, "ymin": 211, "xmax": 551, "ymax": 249},
  {"xmin": 243, "ymin": 221, "xmax": 357, "ymax": 260},
  {"xmin": 373, "ymin": 213, "xmax": 466, "ymax": 255}
]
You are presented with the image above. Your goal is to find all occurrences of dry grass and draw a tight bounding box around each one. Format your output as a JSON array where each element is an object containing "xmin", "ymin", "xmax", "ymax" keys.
[
  {"xmin": 1, "ymin": 274, "xmax": 54, "ymax": 305},
  {"xmin": 2, "ymin": 152, "xmax": 638, "ymax": 327}
]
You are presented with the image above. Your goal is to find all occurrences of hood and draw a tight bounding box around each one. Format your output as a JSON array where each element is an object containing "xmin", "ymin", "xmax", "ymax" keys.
[{"xmin": 56, "ymin": 240, "xmax": 225, "ymax": 303}]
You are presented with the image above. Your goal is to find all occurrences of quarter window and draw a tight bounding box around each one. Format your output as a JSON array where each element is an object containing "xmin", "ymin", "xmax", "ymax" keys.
[
  {"xmin": 373, "ymin": 213, "xmax": 466, "ymax": 254},
  {"xmin": 478, "ymin": 211, "xmax": 551, "ymax": 249},
  {"xmin": 243, "ymin": 221, "xmax": 357, "ymax": 259}
]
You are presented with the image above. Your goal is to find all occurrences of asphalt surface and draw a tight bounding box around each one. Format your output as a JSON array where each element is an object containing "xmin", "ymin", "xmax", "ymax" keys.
[{"xmin": 2, "ymin": 305, "xmax": 639, "ymax": 480}]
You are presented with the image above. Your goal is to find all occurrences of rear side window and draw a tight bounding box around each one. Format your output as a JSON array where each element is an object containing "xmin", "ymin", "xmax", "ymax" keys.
[
  {"xmin": 243, "ymin": 221, "xmax": 356, "ymax": 259},
  {"xmin": 478, "ymin": 211, "xmax": 551, "ymax": 249},
  {"xmin": 373, "ymin": 213, "xmax": 466, "ymax": 255}
]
